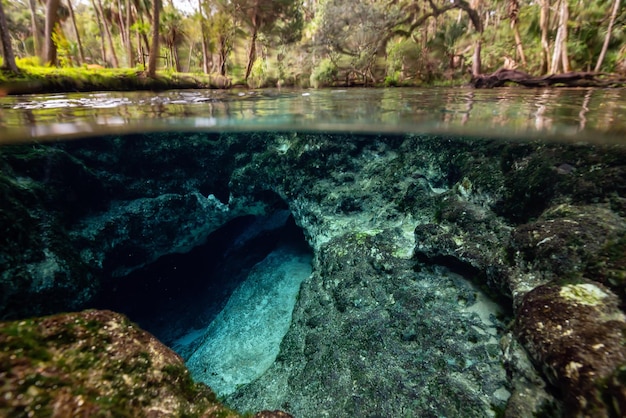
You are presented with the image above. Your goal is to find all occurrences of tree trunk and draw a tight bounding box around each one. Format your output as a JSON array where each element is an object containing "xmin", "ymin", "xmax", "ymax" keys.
[
  {"xmin": 472, "ymin": 37, "xmax": 482, "ymax": 76},
  {"xmin": 116, "ymin": 0, "xmax": 128, "ymax": 65},
  {"xmin": 595, "ymin": 0, "xmax": 621, "ymax": 72},
  {"xmin": 244, "ymin": 27, "xmax": 258, "ymax": 80},
  {"xmin": 96, "ymin": 0, "xmax": 119, "ymax": 67},
  {"xmin": 67, "ymin": 0, "xmax": 85, "ymax": 65},
  {"xmin": 91, "ymin": 0, "xmax": 107, "ymax": 64},
  {"xmin": 28, "ymin": 0, "xmax": 41, "ymax": 57},
  {"xmin": 126, "ymin": 0, "xmax": 134, "ymax": 66},
  {"xmin": 43, "ymin": 0, "xmax": 61, "ymax": 65},
  {"xmin": 0, "ymin": 0, "xmax": 19, "ymax": 73},
  {"xmin": 219, "ymin": 35, "xmax": 227, "ymax": 76},
  {"xmin": 197, "ymin": 0, "xmax": 209, "ymax": 74},
  {"xmin": 147, "ymin": 0, "xmax": 161, "ymax": 77},
  {"xmin": 509, "ymin": 0, "xmax": 526, "ymax": 67},
  {"xmin": 550, "ymin": 0, "xmax": 569, "ymax": 73},
  {"xmin": 539, "ymin": 0, "xmax": 550, "ymax": 74}
]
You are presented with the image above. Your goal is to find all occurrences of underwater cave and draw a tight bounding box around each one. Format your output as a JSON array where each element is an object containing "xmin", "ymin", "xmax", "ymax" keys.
[{"xmin": 90, "ymin": 203, "xmax": 313, "ymax": 368}]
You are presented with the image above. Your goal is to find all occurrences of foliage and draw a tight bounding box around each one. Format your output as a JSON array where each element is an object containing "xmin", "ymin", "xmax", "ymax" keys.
[
  {"xmin": 310, "ymin": 58, "xmax": 337, "ymax": 88},
  {"xmin": 51, "ymin": 27, "xmax": 73, "ymax": 67},
  {"xmin": 386, "ymin": 39, "xmax": 422, "ymax": 83},
  {"xmin": 247, "ymin": 57, "xmax": 270, "ymax": 88},
  {"xmin": 0, "ymin": 0, "xmax": 625, "ymax": 87}
]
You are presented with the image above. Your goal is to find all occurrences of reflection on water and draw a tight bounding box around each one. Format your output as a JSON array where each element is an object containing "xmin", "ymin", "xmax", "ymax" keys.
[{"xmin": 0, "ymin": 87, "xmax": 625, "ymax": 143}]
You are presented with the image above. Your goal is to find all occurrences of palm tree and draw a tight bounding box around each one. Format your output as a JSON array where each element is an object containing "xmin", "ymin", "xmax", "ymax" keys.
[{"xmin": 160, "ymin": 8, "xmax": 184, "ymax": 71}]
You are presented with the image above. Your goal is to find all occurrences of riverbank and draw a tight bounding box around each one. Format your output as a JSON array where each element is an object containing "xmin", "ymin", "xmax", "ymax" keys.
[
  {"xmin": 0, "ymin": 64, "xmax": 461, "ymax": 95},
  {"xmin": 0, "ymin": 66, "xmax": 233, "ymax": 95}
]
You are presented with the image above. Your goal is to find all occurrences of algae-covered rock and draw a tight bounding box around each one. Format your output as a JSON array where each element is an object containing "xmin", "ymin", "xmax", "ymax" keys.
[
  {"xmin": 515, "ymin": 281, "xmax": 626, "ymax": 417},
  {"xmin": 0, "ymin": 309, "xmax": 241, "ymax": 417},
  {"xmin": 0, "ymin": 309, "xmax": 292, "ymax": 418}
]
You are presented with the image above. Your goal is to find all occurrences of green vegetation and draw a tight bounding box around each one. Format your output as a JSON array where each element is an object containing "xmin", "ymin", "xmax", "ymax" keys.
[
  {"xmin": 0, "ymin": 0, "xmax": 624, "ymax": 92},
  {"xmin": 0, "ymin": 60, "xmax": 226, "ymax": 94}
]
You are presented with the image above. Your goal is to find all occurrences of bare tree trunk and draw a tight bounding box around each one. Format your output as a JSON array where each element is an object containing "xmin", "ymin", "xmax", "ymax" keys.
[
  {"xmin": 91, "ymin": 0, "xmax": 107, "ymax": 64},
  {"xmin": 218, "ymin": 35, "xmax": 228, "ymax": 76},
  {"xmin": 147, "ymin": 0, "xmax": 161, "ymax": 77},
  {"xmin": 43, "ymin": 0, "xmax": 61, "ymax": 65},
  {"xmin": 0, "ymin": 0, "xmax": 19, "ymax": 73},
  {"xmin": 187, "ymin": 40, "xmax": 193, "ymax": 72},
  {"xmin": 595, "ymin": 0, "xmax": 621, "ymax": 72},
  {"xmin": 539, "ymin": 0, "xmax": 550, "ymax": 74},
  {"xmin": 67, "ymin": 0, "xmax": 85, "ymax": 65},
  {"xmin": 509, "ymin": 0, "xmax": 526, "ymax": 67},
  {"xmin": 560, "ymin": 0, "xmax": 570, "ymax": 72},
  {"xmin": 550, "ymin": 0, "xmax": 569, "ymax": 73},
  {"xmin": 197, "ymin": 0, "xmax": 209, "ymax": 74},
  {"xmin": 126, "ymin": 0, "xmax": 134, "ymax": 66},
  {"xmin": 244, "ymin": 27, "xmax": 258, "ymax": 80},
  {"xmin": 28, "ymin": 0, "xmax": 41, "ymax": 57},
  {"xmin": 116, "ymin": 0, "xmax": 128, "ymax": 65},
  {"xmin": 472, "ymin": 38, "xmax": 482, "ymax": 76},
  {"xmin": 96, "ymin": 0, "xmax": 119, "ymax": 67}
]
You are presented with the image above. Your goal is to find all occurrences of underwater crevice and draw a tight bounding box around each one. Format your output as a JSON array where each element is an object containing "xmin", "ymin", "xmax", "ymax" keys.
[{"xmin": 89, "ymin": 203, "xmax": 312, "ymax": 349}]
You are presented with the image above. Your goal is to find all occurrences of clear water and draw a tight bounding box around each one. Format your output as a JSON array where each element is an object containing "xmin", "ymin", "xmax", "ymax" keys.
[
  {"xmin": 1, "ymin": 87, "xmax": 626, "ymax": 143},
  {"xmin": 1, "ymin": 87, "xmax": 625, "ymax": 417}
]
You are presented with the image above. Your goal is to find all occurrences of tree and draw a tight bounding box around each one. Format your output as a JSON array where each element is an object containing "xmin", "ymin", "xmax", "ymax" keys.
[
  {"xmin": 43, "ymin": 0, "xmax": 61, "ymax": 65},
  {"xmin": 67, "ymin": 0, "xmax": 85, "ymax": 65},
  {"xmin": 539, "ymin": 0, "xmax": 550, "ymax": 74},
  {"xmin": 0, "ymin": 0, "xmax": 19, "ymax": 73},
  {"xmin": 314, "ymin": 0, "xmax": 399, "ymax": 83},
  {"xmin": 595, "ymin": 0, "xmax": 621, "ymax": 72},
  {"xmin": 196, "ymin": 0, "xmax": 210, "ymax": 74},
  {"xmin": 550, "ymin": 0, "xmax": 570, "ymax": 73},
  {"xmin": 230, "ymin": 0, "xmax": 303, "ymax": 80},
  {"xmin": 160, "ymin": 8, "xmax": 184, "ymax": 71},
  {"xmin": 147, "ymin": 0, "xmax": 160, "ymax": 76},
  {"xmin": 28, "ymin": 0, "xmax": 41, "ymax": 57},
  {"xmin": 95, "ymin": 0, "xmax": 119, "ymax": 67},
  {"xmin": 211, "ymin": 9, "xmax": 236, "ymax": 76},
  {"xmin": 508, "ymin": 0, "xmax": 526, "ymax": 67}
]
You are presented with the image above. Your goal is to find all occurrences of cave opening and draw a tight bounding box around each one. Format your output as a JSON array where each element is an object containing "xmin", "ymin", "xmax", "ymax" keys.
[{"xmin": 90, "ymin": 205, "xmax": 313, "ymax": 358}]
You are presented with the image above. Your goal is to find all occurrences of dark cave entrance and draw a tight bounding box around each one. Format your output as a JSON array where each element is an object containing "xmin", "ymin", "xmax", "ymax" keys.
[{"xmin": 90, "ymin": 205, "xmax": 312, "ymax": 351}]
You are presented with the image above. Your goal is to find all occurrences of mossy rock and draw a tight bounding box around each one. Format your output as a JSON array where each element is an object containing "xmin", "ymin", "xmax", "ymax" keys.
[
  {"xmin": 515, "ymin": 281, "xmax": 626, "ymax": 416},
  {"xmin": 0, "ymin": 310, "xmax": 241, "ymax": 417}
]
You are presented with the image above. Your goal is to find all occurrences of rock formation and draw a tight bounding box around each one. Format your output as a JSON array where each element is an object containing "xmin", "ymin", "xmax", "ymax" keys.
[{"xmin": 1, "ymin": 132, "xmax": 625, "ymax": 416}]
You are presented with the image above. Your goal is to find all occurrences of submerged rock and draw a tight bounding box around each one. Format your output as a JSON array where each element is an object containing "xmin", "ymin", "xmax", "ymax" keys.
[
  {"xmin": 0, "ymin": 132, "xmax": 625, "ymax": 416},
  {"xmin": 0, "ymin": 309, "xmax": 240, "ymax": 417}
]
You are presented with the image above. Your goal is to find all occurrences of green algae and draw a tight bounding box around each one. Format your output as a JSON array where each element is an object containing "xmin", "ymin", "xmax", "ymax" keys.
[{"xmin": 0, "ymin": 310, "xmax": 244, "ymax": 418}]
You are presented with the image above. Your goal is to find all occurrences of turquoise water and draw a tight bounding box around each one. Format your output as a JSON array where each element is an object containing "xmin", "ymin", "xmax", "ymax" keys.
[{"xmin": 1, "ymin": 87, "xmax": 626, "ymax": 417}]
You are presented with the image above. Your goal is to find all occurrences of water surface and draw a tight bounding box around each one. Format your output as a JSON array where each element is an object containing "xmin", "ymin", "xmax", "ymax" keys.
[{"xmin": 1, "ymin": 87, "xmax": 625, "ymax": 143}]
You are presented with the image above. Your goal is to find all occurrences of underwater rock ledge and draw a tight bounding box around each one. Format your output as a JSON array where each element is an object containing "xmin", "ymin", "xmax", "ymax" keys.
[
  {"xmin": 1, "ymin": 132, "xmax": 625, "ymax": 416},
  {"xmin": 0, "ymin": 309, "xmax": 290, "ymax": 418}
]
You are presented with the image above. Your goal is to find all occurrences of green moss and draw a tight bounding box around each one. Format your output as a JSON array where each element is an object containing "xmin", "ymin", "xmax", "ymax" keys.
[
  {"xmin": 0, "ymin": 320, "xmax": 52, "ymax": 362},
  {"xmin": 0, "ymin": 65, "xmax": 228, "ymax": 95}
]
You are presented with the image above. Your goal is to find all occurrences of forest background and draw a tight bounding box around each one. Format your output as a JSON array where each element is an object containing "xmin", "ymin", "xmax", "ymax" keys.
[{"xmin": 0, "ymin": 0, "xmax": 624, "ymax": 89}]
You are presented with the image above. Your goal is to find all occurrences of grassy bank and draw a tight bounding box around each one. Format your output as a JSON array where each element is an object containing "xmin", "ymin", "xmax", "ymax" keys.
[{"xmin": 0, "ymin": 63, "xmax": 233, "ymax": 95}]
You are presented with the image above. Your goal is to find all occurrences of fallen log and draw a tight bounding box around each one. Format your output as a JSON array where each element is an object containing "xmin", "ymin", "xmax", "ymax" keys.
[{"xmin": 470, "ymin": 68, "xmax": 626, "ymax": 88}]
